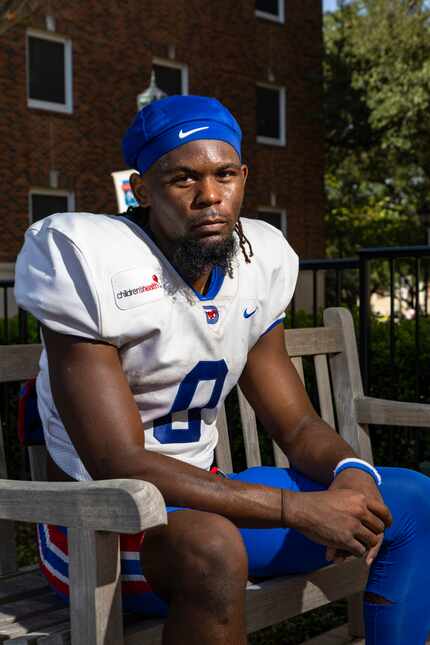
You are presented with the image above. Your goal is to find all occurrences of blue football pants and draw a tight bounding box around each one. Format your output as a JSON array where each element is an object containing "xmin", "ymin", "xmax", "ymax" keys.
[{"xmin": 231, "ymin": 466, "xmax": 430, "ymax": 645}]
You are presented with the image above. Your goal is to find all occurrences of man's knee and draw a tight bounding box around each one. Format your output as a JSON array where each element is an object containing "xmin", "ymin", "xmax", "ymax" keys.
[
  {"xmin": 141, "ymin": 510, "xmax": 248, "ymax": 601},
  {"xmin": 381, "ymin": 467, "xmax": 430, "ymax": 529}
]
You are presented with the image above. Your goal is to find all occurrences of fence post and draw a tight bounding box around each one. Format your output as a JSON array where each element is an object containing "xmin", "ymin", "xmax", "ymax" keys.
[{"xmin": 359, "ymin": 250, "xmax": 370, "ymax": 395}]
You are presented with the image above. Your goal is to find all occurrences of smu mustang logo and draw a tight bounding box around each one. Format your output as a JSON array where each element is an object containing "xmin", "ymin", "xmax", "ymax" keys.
[{"xmin": 203, "ymin": 305, "xmax": 219, "ymax": 325}]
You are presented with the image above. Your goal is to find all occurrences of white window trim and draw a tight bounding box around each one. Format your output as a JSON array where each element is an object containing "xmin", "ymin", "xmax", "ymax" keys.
[
  {"xmin": 256, "ymin": 83, "xmax": 286, "ymax": 146},
  {"xmin": 255, "ymin": 0, "xmax": 285, "ymax": 23},
  {"xmin": 27, "ymin": 29, "xmax": 73, "ymax": 114},
  {"xmin": 152, "ymin": 57, "xmax": 189, "ymax": 95},
  {"xmin": 29, "ymin": 188, "xmax": 75, "ymax": 224},
  {"xmin": 257, "ymin": 207, "xmax": 288, "ymax": 237}
]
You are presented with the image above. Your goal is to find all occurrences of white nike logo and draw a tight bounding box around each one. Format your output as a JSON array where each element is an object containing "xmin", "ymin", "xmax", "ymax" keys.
[{"xmin": 178, "ymin": 126, "xmax": 209, "ymax": 139}]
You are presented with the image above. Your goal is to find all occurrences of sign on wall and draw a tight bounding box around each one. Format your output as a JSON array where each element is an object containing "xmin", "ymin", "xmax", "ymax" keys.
[{"xmin": 111, "ymin": 169, "xmax": 138, "ymax": 213}]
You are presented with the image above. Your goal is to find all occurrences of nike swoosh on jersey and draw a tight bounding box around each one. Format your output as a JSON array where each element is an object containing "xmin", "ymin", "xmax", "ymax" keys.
[
  {"xmin": 243, "ymin": 308, "xmax": 257, "ymax": 319},
  {"xmin": 178, "ymin": 126, "xmax": 210, "ymax": 139}
]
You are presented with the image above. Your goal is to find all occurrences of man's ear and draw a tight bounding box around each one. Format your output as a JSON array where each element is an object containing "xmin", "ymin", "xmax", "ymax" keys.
[
  {"xmin": 130, "ymin": 172, "xmax": 151, "ymax": 207},
  {"xmin": 241, "ymin": 164, "xmax": 249, "ymax": 187}
]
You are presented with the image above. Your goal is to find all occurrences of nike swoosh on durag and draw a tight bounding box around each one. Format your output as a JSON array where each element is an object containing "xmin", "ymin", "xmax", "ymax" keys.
[
  {"xmin": 178, "ymin": 126, "xmax": 210, "ymax": 139},
  {"xmin": 243, "ymin": 308, "xmax": 257, "ymax": 319}
]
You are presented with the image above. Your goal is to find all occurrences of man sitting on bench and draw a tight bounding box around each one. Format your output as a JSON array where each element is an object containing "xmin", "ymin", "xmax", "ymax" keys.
[{"xmin": 15, "ymin": 95, "xmax": 430, "ymax": 644}]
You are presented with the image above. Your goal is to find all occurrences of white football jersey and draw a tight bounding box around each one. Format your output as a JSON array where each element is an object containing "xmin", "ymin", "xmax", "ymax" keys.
[{"xmin": 15, "ymin": 213, "xmax": 298, "ymax": 480}]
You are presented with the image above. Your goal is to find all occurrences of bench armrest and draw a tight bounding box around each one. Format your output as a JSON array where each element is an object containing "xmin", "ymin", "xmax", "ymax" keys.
[
  {"xmin": 0, "ymin": 479, "xmax": 167, "ymax": 532},
  {"xmin": 355, "ymin": 396, "xmax": 430, "ymax": 428}
]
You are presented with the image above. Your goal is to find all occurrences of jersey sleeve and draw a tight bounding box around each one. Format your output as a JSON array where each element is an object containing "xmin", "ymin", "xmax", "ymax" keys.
[
  {"xmin": 15, "ymin": 222, "xmax": 102, "ymax": 340},
  {"xmin": 262, "ymin": 231, "xmax": 299, "ymax": 336}
]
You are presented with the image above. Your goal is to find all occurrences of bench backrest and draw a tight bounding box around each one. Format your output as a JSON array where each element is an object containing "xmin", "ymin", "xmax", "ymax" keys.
[
  {"xmin": 0, "ymin": 307, "xmax": 373, "ymax": 576},
  {"xmin": 214, "ymin": 307, "xmax": 373, "ymax": 472}
]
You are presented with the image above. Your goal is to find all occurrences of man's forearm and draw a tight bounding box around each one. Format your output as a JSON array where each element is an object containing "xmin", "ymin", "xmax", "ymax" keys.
[
  {"xmin": 91, "ymin": 445, "xmax": 286, "ymax": 528},
  {"xmin": 274, "ymin": 416, "xmax": 357, "ymax": 486}
]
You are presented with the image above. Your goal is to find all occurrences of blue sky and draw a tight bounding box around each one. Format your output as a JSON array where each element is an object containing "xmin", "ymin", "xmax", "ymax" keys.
[{"xmin": 323, "ymin": 0, "xmax": 338, "ymax": 11}]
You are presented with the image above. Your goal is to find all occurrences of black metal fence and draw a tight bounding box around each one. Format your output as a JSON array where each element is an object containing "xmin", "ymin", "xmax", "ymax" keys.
[
  {"xmin": 293, "ymin": 246, "xmax": 430, "ymax": 471},
  {"xmin": 289, "ymin": 246, "xmax": 430, "ymax": 399}
]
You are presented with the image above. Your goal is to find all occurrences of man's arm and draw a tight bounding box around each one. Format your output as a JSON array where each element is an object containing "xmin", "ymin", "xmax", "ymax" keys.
[
  {"xmin": 238, "ymin": 322, "xmax": 358, "ymax": 485},
  {"xmin": 42, "ymin": 325, "xmax": 285, "ymax": 528},
  {"xmin": 42, "ymin": 324, "xmax": 389, "ymax": 557},
  {"xmin": 239, "ymin": 322, "xmax": 392, "ymax": 562}
]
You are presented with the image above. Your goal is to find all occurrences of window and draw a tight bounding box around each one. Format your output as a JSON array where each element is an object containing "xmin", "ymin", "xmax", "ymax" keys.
[
  {"xmin": 27, "ymin": 30, "xmax": 73, "ymax": 113},
  {"xmin": 257, "ymin": 208, "xmax": 287, "ymax": 237},
  {"xmin": 29, "ymin": 190, "xmax": 75, "ymax": 224},
  {"xmin": 153, "ymin": 58, "xmax": 188, "ymax": 96},
  {"xmin": 256, "ymin": 84, "xmax": 286, "ymax": 146},
  {"xmin": 255, "ymin": 0, "xmax": 284, "ymax": 23}
]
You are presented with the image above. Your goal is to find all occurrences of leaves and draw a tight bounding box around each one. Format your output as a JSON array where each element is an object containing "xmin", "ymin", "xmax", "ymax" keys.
[{"xmin": 325, "ymin": 0, "xmax": 430, "ymax": 256}]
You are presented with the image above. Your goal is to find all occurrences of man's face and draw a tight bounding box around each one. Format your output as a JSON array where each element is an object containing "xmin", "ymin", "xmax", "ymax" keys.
[{"xmin": 130, "ymin": 140, "xmax": 248, "ymax": 257}]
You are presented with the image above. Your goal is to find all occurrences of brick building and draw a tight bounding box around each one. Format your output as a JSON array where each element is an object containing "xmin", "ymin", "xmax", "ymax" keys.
[{"xmin": 0, "ymin": 0, "xmax": 325, "ymax": 286}]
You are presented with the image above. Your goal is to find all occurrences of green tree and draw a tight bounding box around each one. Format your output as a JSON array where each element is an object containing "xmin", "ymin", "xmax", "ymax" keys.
[{"xmin": 324, "ymin": 0, "xmax": 430, "ymax": 256}]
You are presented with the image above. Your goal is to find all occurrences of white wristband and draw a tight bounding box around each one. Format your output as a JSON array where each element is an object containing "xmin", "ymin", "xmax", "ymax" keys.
[{"xmin": 333, "ymin": 458, "xmax": 382, "ymax": 486}]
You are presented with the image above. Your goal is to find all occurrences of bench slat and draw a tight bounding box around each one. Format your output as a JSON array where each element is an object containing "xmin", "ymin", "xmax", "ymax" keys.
[
  {"xmin": 0, "ymin": 480, "xmax": 167, "ymax": 533},
  {"xmin": 0, "ymin": 346, "xmax": 41, "ymax": 384},
  {"xmin": 355, "ymin": 396, "xmax": 430, "ymax": 428},
  {"xmin": 245, "ymin": 558, "xmax": 368, "ymax": 634},
  {"xmin": 214, "ymin": 405, "xmax": 233, "ymax": 473},
  {"xmin": 28, "ymin": 448, "xmax": 47, "ymax": 483},
  {"xmin": 324, "ymin": 308, "xmax": 373, "ymax": 462},
  {"xmin": 272, "ymin": 442, "xmax": 289, "ymax": 468},
  {"xmin": 284, "ymin": 327, "xmax": 343, "ymax": 357},
  {"xmin": 0, "ymin": 570, "xmax": 49, "ymax": 606},
  {"xmin": 5, "ymin": 621, "xmax": 71, "ymax": 644},
  {"xmin": 0, "ymin": 592, "xmax": 63, "ymax": 627},
  {"xmin": 291, "ymin": 357, "xmax": 305, "ymax": 383},
  {"xmin": 68, "ymin": 529, "xmax": 123, "ymax": 645},
  {"xmin": 0, "ymin": 607, "xmax": 70, "ymax": 641},
  {"xmin": 237, "ymin": 388, "xmax": 261, "ymax": 468},
  {"xmin": 314, "ymin": 355, "xmax": 336, "ymax": 428}
]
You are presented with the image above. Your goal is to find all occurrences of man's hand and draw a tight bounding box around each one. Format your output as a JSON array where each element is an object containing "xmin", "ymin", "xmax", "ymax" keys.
[
  {"xmin": 324, "ymin": 469, "xmax": 392, "ymax": 566},
  {"xmin": 284, "ymin": 477, "xmax": 392, "ymax": 561}
]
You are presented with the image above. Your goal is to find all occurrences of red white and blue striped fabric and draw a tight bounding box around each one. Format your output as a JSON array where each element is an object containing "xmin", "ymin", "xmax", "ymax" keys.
[{"xmin": 37, "ymin": 524, "xmax": 168, "ymax": 616}]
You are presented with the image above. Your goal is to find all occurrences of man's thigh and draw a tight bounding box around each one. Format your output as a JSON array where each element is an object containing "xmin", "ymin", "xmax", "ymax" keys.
[{"xmin": 229, "ymin": 466, "xmax": 329, "ymax": 577}]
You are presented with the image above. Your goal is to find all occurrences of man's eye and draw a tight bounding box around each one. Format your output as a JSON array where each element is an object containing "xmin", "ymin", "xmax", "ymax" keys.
[
  {"xmin": 171, "ymin": 175, "xmax": 193, "ymax": 185},
  {"xmin": 217, "ymin": 170, "xmax": 236, "ymax": 180}
]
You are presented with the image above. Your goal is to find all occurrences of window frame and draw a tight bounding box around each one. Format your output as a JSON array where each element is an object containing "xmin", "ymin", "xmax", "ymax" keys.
[
  {"xmin": 255, "ymin": 0, "xmax": 285, "ymax": 24},
  {"xmin": 29, "ymin": 188, "xmax": 75, "ymax": 224},
  {"xmin": 152, "ymin": 57, "xmax": 189, "ymax": 95},
  {"xmin": 26, "ymin": 29, "xmax": 73, "ymax": 114},
  {"xmin": 256, "ymin": 83, "xmax": 286, "ymax": 146},
  {"xmin": 257, "ymin": 207, "xmax": 288, "ymax": 237}
]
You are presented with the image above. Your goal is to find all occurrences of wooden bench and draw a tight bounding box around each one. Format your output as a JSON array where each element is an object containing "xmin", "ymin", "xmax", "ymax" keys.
[{"xmin": 1, "ymin": 306, "xmax": 429, "ymax": 644}]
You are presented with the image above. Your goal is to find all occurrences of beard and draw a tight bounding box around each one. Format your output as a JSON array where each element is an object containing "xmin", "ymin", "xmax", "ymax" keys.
[{"xmin": 171, "ymin": 234, "xmax": 238, "ymax": 283}]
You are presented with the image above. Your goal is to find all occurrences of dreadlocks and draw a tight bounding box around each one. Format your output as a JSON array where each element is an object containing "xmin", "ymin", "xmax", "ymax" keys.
[{"xmin": 234, "ymin": 219, "xmax": 254, "ymax": 264}]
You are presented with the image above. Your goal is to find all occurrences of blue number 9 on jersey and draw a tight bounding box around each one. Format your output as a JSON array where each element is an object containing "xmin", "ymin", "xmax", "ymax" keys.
[{"xmin": 153, "ymin": 360, "xmax": 228, "ymax": 444}]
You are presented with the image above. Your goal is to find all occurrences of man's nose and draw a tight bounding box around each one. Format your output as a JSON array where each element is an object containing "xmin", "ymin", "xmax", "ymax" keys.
[{"xmin": 194, "ymin": 177, "xmax": 222, "ymax": 208}]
